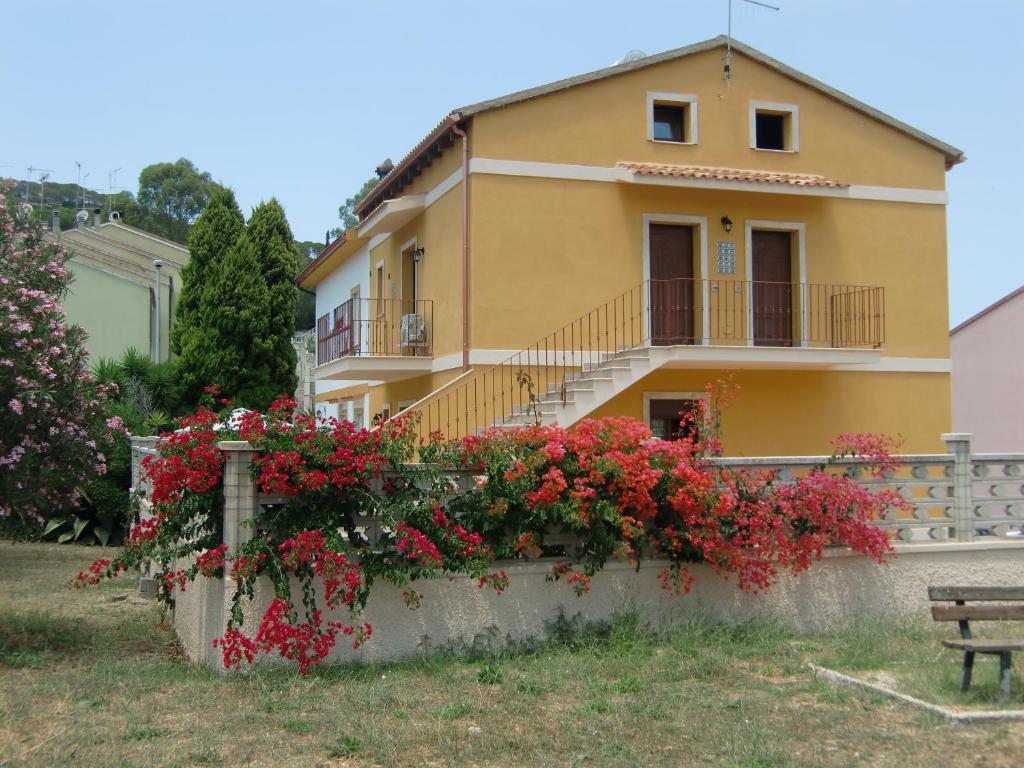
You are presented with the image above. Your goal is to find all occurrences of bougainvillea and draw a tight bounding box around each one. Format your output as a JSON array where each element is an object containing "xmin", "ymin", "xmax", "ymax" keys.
[
  {"xmin": 0, "ymin": 181, "xmax": 120, "ymax": 538},
  {"xmin": 75, "ymin": 384, "xmax": 904, "ymax": 673}
]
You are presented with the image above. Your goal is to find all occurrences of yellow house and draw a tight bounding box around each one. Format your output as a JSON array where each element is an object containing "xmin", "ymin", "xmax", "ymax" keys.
[{"xmin": 298, "ymin": 36, "xmax": 964, "ymax": 455}]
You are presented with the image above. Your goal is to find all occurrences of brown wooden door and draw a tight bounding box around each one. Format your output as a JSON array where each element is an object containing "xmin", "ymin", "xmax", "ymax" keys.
[
  {"xmin": 649, "ymin": 224, "xmax": 695, "ymax": 345},
  {"xmin": 751, "ymin": 230, "xmax": 793, "ymax": 346}
]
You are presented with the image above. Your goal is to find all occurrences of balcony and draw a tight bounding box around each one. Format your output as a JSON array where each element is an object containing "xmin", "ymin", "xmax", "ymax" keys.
[
  {"xmin": 649, "ymin": 279, "xmax": 884, "ymax": 348},
  {"xmin": 315, "ymin": 298, "xmax": 433, "ymax": 382}
]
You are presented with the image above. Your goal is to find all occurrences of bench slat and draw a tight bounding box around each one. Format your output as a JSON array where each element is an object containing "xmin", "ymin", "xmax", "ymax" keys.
[
  {"xmin": 931, "ymin": 605, "xmax": 1024, "ymax": 621},
  {"xmin": 929, "ymin": 586, "xmax": 1024, "ymax": 601},
  {"xmin": 942, "ymin": 639, "xmax": 1024, "ymax": 653}
]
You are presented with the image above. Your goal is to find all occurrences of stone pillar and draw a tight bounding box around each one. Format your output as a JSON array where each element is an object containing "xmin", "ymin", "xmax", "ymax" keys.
[
  {"xmin": 943, "ymin": 433, "xmax": 974, "ymax": 542},
  {"xmin": 218, "ymin": 440, "xmax": 258, "ymax": 549}
]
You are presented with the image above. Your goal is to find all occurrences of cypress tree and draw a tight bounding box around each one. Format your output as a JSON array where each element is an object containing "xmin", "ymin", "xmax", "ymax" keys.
[
  {"xmin": 247, "ymin": 199, "xmax": 299, "ymax": 399},
  {"xmin": 172, "ymin": 187, "xmax": 244, "ymax": 356},
  {"xmin": 173, "ymin": 188, "xmax": 245, "ymax": 404},
  {"xmin": 198, "ymin": 233, "xmax": 277, "ymax": 409}
]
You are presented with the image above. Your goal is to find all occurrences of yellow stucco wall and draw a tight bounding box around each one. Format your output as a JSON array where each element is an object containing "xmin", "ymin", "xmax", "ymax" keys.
[
  {"xmin": 468, "ymin": 175, "xmax": 949, "ymax": 358},
  {"xmin": 469, "ymin": 47, "xmax": 948, "ymax": 190},
  {"xmin": 346, "ymin": 42, "xmax": 956, "ymax": 448},
  {"xmin": 369, "ymin": 368, "xmax": 465, "ymax": 422},
  {"xmin": 587, "ymin": 368, "xmax": 951, "ymax": 455}
]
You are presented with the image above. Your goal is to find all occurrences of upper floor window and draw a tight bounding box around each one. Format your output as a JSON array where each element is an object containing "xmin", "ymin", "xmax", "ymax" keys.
[
  {"xmin": 750, "ymin": 101, "xmax": 799, "ymax": 152},
  {"xmin": 647, "ymin": 92, "xmax": 698, "ymax": 145}
]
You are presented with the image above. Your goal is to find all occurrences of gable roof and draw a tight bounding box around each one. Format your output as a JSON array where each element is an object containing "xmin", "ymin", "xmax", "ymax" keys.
[
  {"xmin": 355, "ymin": 36, "xmax": 965, "ymax": 217},
  {"xmin": 950, "ymin": 285, "xmax": 1024, "ymax": 336},
  {"xmin": 456, "ymin": 36, "xmax": 965, "ymax": 168}
]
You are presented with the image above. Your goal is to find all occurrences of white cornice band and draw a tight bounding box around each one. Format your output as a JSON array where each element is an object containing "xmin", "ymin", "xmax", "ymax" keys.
[{"xmin": 468, "ymin": 158, "xmax": 946, "ymax": 205}]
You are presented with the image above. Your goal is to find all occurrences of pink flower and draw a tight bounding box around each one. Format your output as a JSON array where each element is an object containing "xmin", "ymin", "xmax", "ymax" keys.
[{"xmin": 8, "ymin": 398, "xmax": 22, "ymax": 415}]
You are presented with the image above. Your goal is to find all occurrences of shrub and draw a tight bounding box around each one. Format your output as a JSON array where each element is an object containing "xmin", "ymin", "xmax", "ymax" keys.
[
  {"xmin": 73, "ymin": 387, "xmax": 904, "ymax": 673},
  {"xmin": 0, "ymin": 181, "xmax": 121, "ymax": 538}
]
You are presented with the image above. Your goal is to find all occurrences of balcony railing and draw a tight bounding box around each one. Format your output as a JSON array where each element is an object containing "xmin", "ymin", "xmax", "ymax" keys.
[
  {"xmin": 396, "ymin": 278, "xmax": 884, "ymax": 439},
  {"xmin": 316, "ymin": 298, "xmax": 433, "ymax": 365},
  {"xmin": 650, "ymin": 279, "xmax": 885, "ymax": 348}
]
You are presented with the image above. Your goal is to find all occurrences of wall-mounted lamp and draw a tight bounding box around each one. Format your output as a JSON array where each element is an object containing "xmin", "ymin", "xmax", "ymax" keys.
[
  {"xmin": 411, "ymin": 247, "xmax": 426, "ymax": 262},
  {"xmin": 720, "ymin": 216, "xmax": 733, "ymax": 233}
]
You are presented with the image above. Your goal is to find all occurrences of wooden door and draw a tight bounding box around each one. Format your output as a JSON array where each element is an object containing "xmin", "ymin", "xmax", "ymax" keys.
[
  {"xmin": 751, "ymin": 230, "xmax": 793, "ymax": 346},
  {"xmin": 649, "ymin": 224, "xmax": 695, "ymax": 345}
]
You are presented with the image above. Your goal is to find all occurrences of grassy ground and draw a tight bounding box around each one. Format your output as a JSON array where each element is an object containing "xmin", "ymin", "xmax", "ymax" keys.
[{"xmin": 1, "ymin": 543, "xmax": 1022, "ymax": 768}]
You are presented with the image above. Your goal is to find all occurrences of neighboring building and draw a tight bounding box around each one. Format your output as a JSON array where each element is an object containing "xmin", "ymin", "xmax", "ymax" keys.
[
  {"xmin": 299, "ymin": 35, "xmax": 964, "ymax": 454},
  {"xmin": 49, "ymin": 210, "xmax": 186, "ymax": 364},
  {"xmin": 951, "ymin": 286, "xmax": 1024, "ymax": 452}
]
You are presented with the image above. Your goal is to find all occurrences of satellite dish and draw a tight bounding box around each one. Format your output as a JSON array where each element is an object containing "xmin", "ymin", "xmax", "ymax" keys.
[{"xmin": 613, "ymin": 49, "xmax": 648, "ymax": 66}]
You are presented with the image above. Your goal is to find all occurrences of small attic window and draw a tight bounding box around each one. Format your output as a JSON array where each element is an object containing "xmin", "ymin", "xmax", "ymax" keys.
[
  {"xmin": 648, "ymin": 93, "xmax": 698, "ymax": 145},
  {"xmin": 653, "ymin": 105, "xmax": 686, "ymax": 142},
  {"xmin": 750, "ymin": 102, "xmax": 799, "ymax": 152}
]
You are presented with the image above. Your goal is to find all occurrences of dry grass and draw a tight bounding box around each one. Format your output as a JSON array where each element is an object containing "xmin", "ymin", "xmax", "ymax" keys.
[{"xmin": 1, "ymin": 542, "xmax": 1022, "ymax": 767}]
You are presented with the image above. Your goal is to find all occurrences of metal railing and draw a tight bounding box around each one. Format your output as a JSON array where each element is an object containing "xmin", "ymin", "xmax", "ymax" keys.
[
  {"xmin": 316, "ymin": 298, "xmax": 433, "ymax": 365},
  {"xmin": 398, "ymin": 278, "xmax": 883, "ymax": 439}
]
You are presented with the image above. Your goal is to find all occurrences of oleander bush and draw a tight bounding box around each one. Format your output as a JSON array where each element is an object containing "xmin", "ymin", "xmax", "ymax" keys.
[{"xmin": 74, "ymin": 384, "xmax": 906, "ymax": 673}]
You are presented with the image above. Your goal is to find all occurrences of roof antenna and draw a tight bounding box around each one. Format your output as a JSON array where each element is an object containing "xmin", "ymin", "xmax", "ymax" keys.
[{"xmin": 725, "ymin": 0, "xmax": 780, "ymax": 80}]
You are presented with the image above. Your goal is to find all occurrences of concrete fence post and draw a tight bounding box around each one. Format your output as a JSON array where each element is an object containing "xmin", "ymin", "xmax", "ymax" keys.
[
  {"xmin": 218, "ymin": 441, "xmax": 258, "ymax": 549},
  {"xmin": 942, "ymin": 432, "xmax": 974, "ymax": 542}
]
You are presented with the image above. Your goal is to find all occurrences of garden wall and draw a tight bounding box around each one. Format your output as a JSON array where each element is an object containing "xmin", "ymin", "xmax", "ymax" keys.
[
  {"xmin": 172, "ymin": 540, "xmax": 1024, "ymax": 669},
  {"xmin": 127, "ymin": 433, "xmax": 1024, "ymax": 670}
]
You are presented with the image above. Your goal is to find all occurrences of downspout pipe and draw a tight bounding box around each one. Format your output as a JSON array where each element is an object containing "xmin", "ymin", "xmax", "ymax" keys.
[{"xmin": 451, "ymin": 118, "xmax": 470, "ymax": 371}]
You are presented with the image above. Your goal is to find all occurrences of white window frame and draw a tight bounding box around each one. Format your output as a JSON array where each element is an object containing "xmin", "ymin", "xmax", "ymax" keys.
[
  {"xmin": 641, "ymin": 213, "xmax": 710, "ymax": 345},
  {"xmin": 744, "ymin": 219, "xmax": 808, "ymax": 347},
  {"xmin": 647, "ymin": 92, "xmax": 699, "ymax": 145},
  {"xmin": 749, "ymin": 101, "xmax": 800, "ymax": 153}
]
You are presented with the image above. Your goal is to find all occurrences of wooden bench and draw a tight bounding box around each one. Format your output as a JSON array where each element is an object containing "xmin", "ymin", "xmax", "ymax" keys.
[{"xmin": 929, "ymin": 586, "xmax": 1024, "ymax": 702}]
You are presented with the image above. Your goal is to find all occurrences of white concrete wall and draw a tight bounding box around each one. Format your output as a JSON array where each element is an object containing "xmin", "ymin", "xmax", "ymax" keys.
[
  {"xmin": 314, "ymin": 243, "xmax": 374, "ymax": 411},
  {"xmin": 172, "ymin": 541, "xmax": 1024, "ymax": 670},
  {"xmin": 951, "ymin": 290, "xmax": 1024, "ymax": 451}
]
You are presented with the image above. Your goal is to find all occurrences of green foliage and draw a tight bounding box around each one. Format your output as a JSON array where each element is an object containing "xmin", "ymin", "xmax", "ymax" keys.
[
  {"xmin": 335, "ymin": 176, "xmax": 378, "ymax": 231},
  {"xmin": 293, "ymin": 240, "xmax": 323, "ymax": 332},
  {"xmin": 197, "ymin": 234, "xmax": 277, "ymax": 409},
  {"xmin": 324, "ymin": 735, "xmax": 363, "ymax": 758},
  {"xmin": 247, "ymin": 199, "xmax": 298, "ymax": 400},
  {"xmin": 172, "ymin": 187, "xmax": 244, "ymax": 358},
  {"xmin": 136, "ymin": 158, "xmax": 217, "ymax": 243}
]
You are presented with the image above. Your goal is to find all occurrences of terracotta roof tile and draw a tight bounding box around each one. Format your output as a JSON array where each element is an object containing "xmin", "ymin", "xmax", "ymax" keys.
[{"xmin": 616, "ymin": 162, "xmax": 849, "ymax": 188}]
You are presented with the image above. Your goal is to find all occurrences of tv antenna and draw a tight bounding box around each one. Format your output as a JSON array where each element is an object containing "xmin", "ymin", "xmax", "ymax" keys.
[
  {"xmin": 27, "ymin": 166, "xmax": 53, "ymax": 205},
  {"xmin": 108, "ymin": 167, "xmax": 122, "ymax": 212},
  {"xmin": 724, "ymin": 0, "xmax": 780, "ymax": 80}
]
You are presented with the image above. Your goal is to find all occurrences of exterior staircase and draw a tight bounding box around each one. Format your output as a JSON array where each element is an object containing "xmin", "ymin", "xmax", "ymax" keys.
[
  {"xmin": 501, "ymin": 346, "xmax": 660, "ymax": 429},
  {"xmin": 397, "ymin": 276, "xmax": 884, "ymax": 440}
]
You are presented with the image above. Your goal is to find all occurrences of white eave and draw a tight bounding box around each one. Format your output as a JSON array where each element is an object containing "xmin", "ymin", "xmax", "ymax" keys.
[
  {"xmin": 652, "ymin": 344, "xmax": 882, "ymax": 370},
  {"xmin": 315, "ymin": 355, "xmax": 433, "ymax": 383},
  {"xmin": 357, "ymin": 194, "xmax": 425, "ymax": 239}
]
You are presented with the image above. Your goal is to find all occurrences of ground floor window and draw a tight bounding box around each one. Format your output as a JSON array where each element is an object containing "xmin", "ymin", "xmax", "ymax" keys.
[{"xmin": 651, "ymin": 397, "xmax": 700, "ymax": 438}]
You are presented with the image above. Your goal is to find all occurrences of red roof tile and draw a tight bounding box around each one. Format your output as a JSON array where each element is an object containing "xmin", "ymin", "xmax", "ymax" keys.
[{"xmin": 616, "ymin": 162, "xmax": 849, "ymax": 188}]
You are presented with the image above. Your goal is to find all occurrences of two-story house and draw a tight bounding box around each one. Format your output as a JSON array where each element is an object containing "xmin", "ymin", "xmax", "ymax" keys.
[{"xmin": 298, "ymin": 36, "xmax": 964, "ymax": 454}]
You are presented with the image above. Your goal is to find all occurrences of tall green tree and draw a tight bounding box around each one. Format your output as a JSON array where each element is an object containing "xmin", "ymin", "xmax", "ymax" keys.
[
  {"xmin": 247, "ymin": 199, "xmax": 298, "ymax": 399},
  {"xmin": 135, "ymin": 158, "xmax": 217, "ymax": 243},
  {"xmin": 198, "ymin": 234, "xmax": 277, "ymax": 408},
  {"xmin": 173, "ymin": 188, "xmax": 245, "ymax": 402},
  {"xmin": 293, "ymin": 240, "xmax": 323, "ymax": 331}
]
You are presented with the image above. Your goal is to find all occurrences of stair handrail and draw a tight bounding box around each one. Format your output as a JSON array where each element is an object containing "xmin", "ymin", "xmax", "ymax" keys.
[{"xmin": 391, "ymin": 280, "xmax": 651, "ymax": 439}]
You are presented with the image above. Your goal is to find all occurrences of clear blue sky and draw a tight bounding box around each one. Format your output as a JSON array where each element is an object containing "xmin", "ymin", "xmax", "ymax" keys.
[{"xmin": 2, "ymin": 0, "xmax": 1021, "ymax": 326}]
